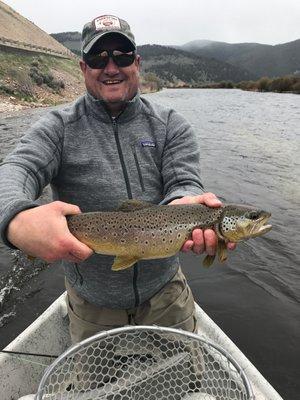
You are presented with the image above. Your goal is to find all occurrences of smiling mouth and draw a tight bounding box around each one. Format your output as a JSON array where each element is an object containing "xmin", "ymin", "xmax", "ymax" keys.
[{"xmin": 102, "ymin": 80, "xmax": 123, "ymax": 85}]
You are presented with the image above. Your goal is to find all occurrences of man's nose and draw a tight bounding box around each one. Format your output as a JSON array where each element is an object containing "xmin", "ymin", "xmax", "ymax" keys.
[{"xmin": 104, "ymin": 57, "xmax": 119, "ymax": 74}]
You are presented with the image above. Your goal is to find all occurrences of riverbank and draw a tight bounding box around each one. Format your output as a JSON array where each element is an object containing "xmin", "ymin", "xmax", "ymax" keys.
[{"xmin": 165, "ymin": 75, "xmax": 300, "ymax": 94}]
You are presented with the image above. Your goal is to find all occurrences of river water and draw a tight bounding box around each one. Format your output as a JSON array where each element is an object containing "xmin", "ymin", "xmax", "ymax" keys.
[{"xmin": 0, "ymin": 89, "xmax": 299, "ymax": 399}]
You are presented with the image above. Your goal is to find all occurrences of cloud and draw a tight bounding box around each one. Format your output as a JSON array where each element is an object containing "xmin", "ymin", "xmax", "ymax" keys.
[{"xmin": 3, "ymin": 0, "xmax": 300, "ymax": 45}]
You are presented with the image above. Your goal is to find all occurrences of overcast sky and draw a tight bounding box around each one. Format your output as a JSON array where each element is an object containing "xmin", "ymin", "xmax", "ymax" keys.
[{"xmin": 3, "ymin": 0, "xmax": 300, "ymax": 46}]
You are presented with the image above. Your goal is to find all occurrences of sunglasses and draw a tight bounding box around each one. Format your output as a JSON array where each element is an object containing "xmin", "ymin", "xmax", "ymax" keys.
[{"xmin": 84, "ymin": 49, "xmax": 136, "ymax": 69}]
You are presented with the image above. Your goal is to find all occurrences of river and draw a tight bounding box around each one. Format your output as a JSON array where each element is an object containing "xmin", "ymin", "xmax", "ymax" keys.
[{"xmin": 0, "ymin": 89, "xmax": 299, "ymax": 399}]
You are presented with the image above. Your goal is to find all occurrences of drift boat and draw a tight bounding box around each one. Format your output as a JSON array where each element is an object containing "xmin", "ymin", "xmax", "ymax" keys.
[{"xmin": 0, "ymin": 294, "xmax": 283, "ymax": 400}]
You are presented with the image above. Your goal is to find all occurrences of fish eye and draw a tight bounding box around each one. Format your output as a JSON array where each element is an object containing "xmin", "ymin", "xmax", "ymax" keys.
[{"xmin": 248, "ymin": 212, "xmax": 260, "ymax": 220}]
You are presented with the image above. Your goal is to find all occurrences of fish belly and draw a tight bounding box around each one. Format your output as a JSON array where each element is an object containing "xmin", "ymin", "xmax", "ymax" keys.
[{"xmin": 76, "ymin": 227, "xmax": 187, "ymax": 260}]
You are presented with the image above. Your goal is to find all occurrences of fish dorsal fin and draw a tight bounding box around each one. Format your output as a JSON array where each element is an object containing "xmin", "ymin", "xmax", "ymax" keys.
[{"xmin": 117, "ymin": 199, "xmax": 155, "ymax": 212}]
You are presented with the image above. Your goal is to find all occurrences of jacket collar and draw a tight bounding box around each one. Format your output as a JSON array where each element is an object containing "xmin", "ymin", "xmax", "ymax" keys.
[{"xmin": 85, "ymin": 91, "xmax": 143, "ymax": 123}]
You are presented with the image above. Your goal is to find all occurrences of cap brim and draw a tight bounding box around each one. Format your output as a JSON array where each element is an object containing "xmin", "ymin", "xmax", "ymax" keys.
[{"xmin": 82, "ymin": 31, "xmax": 136, "ymax": 54}]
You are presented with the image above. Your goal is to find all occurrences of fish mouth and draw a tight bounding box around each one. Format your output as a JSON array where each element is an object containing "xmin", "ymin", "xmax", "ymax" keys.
[
  {"xmin": 255, "ymin": 214, "xmax": 272, "ymax": 235},
  {"xmin": 238, "ymin": 213, "xmax": 272, "ymax": 238},
  {"xmin": 236, "ymin": 213, "xmax": 272, "ymax": 239}
]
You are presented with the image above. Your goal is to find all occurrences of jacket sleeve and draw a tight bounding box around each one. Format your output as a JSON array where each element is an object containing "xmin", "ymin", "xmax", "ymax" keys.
[
  {"xmin": 0, "ymin": 111, "xmax": 64, "ymax": 247},
  {"xmin": 160, "ymin": 109, "xmax": 204, "ymax": 204}
]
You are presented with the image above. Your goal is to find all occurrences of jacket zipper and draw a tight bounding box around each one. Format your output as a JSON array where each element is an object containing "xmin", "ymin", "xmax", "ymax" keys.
[
  {"xmin": 112, "ymin": 118, "xmax": 132, "ymax": 199},
  {"xmin": 132, "ymin": 146, "xmax": 145, "ymax": 192},
  {"xmin": 112, "ymin": 117, "xmax": 140, "ymax": 307}
]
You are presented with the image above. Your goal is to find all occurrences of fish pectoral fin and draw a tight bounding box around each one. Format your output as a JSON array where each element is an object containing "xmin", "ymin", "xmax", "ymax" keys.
[
  {"xmin": 217, "ymin": 240, "xmax": 228, "ymax": 263},
  {"xmin": 112, "ymin": 256, "xmax": 140, "ymax": 271},
  {"xmin": 203, "ymin": 254, "xmax": 216, "ymax": 268}
]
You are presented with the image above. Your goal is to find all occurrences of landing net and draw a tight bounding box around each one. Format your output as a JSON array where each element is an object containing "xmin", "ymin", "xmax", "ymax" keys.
[{"xmin": 36, "ymin": 325, "xmax": 254, "ymax": 400}]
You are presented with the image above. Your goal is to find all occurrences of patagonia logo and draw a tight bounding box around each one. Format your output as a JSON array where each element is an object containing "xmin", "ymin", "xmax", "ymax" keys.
[{"xmin": 140, "ymin": 139, "xmax": 156, "ymax": 148}]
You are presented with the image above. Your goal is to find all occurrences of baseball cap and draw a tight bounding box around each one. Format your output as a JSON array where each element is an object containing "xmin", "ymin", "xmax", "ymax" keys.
[{"xmin": 81, "ymin": 15, "xmax": 136, "ymax": 55}]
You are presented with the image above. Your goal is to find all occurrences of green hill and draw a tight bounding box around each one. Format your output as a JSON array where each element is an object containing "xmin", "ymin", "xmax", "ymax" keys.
[
  {"xmin": 182, "ymin": 39, "xmax": 300, "ymax": 78},
  {"xmin": 51, "ymin": 32, "xmax": 81, "ymax": 57},
  {"xmin": 137, "ymin": 44, "xmax": 252, "ymax": 84}
]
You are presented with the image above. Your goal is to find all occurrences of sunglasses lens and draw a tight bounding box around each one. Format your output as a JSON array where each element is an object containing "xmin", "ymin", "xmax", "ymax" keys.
[
  {"xmin": 85, "ymin": 54, "xmax": 109, "ymax": 69},
  {"xmin": 85, "ymin": 50, "xmax": 135, "ymax": 69},
  {"xmin": 114, "ymin": 53, "xmax": 135, "ymax": 67}
]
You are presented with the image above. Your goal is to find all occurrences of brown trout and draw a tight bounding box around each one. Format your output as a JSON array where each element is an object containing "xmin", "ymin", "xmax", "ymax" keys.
[{"xmin": 67, "ymin": 200, "xmax": 272, "ymax": 270}]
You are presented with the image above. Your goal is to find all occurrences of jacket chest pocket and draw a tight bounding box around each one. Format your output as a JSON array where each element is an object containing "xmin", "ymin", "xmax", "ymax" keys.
[{"xmin": 131, "ymin": 142, "xmax": 162, "ymax": 193}]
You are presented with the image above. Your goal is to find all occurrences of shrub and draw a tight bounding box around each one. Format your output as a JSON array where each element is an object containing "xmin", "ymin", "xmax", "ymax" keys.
[
  {"xmin": 268, "ymin": 76, "xmax": 294, "ymax": 92},
  {"xmin": 0, "ymin": 84, "xmax": 15, "ymax": 95},
  {"xmin": 257, "ymin": 77, "xmax": 271, "ymax": 92},
  {"xmin": 291, "ymin": 80, "xmax": 300, "ymax": 94},
  {"xmin": 29, "ymin": 66, "xmax": 65, "ymax": 92},
  {"xmin": 236, "ymin": 80, "xmax": 256, "ymax": 91},
  {"xmin": 8, "ymin": 68, "xmax": 34, "ymax": 97},
  {"xmin": 31, "ymin": 60, "xmax": 40, "ymax": 68}
]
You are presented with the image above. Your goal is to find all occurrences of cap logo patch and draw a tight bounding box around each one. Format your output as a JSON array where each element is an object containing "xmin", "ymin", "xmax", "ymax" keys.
[{"xmin": 94, "ymin": 15, "xmax": 121, "ymax": 31}]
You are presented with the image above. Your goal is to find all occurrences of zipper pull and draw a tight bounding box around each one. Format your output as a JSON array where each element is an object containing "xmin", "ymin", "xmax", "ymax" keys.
[{"xmin": 111, "ymin": 116, "xmax": 117, "ymax": 132}]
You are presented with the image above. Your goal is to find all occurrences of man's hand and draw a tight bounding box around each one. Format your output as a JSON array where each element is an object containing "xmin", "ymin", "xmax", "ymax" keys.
[
  {"xmin": 7, "ymin": 201, "xmax": 93, "ymax": 263},
  {"xmin": 169, "ymin": 193, "xmax": 236, "ymax": 256}
]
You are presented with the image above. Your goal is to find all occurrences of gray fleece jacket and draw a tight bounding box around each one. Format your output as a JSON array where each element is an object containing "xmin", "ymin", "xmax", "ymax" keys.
[{"xmin": 0, "ymin": 92, "xmax": 204, "ymax": 308}]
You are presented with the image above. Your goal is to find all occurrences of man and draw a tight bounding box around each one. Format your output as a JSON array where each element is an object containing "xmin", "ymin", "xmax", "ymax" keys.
[{"xmin": 0, "ymin": 15, "xmax": 235, "ymax": 344}]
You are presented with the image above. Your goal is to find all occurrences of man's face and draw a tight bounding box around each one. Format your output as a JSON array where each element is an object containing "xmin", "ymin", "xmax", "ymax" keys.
[{"xmin": 80, "ymin": 35, "xmax": 140, "ymax": 108}]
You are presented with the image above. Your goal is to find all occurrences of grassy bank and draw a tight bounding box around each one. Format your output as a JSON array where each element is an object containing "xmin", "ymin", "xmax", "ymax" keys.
[
  {"xmin": 0, "ymin": 49, "xmax": 85, "ymax": 106},
  {"xmin": 192, "ymin": 75, "xmax": 300, "ymax": 94},
  {"xmin": 0, "ymin": 49, "xmax": 162, "ymax": 110}
]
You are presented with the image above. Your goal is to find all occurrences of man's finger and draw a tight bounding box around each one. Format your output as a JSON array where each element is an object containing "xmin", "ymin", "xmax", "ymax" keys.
[
  {"xmin": 181, "ymin": 240, "xmax": 194, "ymax": 252},
  {"xmin": 227, "ymin": 242, "xmax": 237, "ymax": 250},
  {"xmin": 192, "ymin": 229, "xmax": 205, "ymax": 254},
  {"xmin": 203, "ymin": 229, "xmax": 218, "ymax": 256},
  {"xmin": 54, "ymin": 201, "xmax": 82, "ymax": 216},
  {"xmin": 200, "ymin": 193, "xmax": 222, "ymax": 207},
  {"xmin": 68, "ymin": 237, "xmax": 94, "ymax": 261}
]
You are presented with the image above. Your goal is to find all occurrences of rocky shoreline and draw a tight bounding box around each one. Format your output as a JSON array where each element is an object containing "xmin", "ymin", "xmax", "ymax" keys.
[{"xmin": 0, "ymin": 95, "xmax": 32, "ymax": 114}]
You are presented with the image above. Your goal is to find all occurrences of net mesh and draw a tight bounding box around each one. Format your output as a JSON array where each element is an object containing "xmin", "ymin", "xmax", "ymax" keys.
[{"xmin": 36, "ymin": 326, "xmax": 254, "ymax": 400}]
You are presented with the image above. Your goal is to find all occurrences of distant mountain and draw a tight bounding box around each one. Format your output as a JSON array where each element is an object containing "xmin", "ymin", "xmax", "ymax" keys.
[
  {"xmin": 51, "ymin": 32, "xmax": 81, "ymax": 56},
  {"xmin": 137, "ymin": 44, "xmax": 253, "ymax": 84},
  {"xmin": 182, "ymin": 39, "xmax": 300, "ymax": 78}
]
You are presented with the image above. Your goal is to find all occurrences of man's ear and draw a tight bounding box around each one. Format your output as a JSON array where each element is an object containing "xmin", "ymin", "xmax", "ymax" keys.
[
  {"xmin": 79, "ymin": 60, "xmax": 87, "ymax": 74},
  {"xmin": 135, "ymin": 55, "xmax": 141, "ymax": 71}
]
